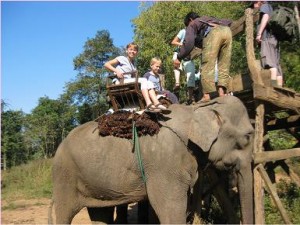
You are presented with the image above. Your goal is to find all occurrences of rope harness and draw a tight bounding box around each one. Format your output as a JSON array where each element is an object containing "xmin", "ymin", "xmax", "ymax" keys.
[{"xmin": 132, "ymin": 121, "xmax": 147, "ymax": 183}]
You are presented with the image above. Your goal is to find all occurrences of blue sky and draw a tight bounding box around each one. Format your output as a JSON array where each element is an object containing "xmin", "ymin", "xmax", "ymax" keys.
[{"xmin": 1, "ymin": 1, "xmax": 142, "ymax": 113}]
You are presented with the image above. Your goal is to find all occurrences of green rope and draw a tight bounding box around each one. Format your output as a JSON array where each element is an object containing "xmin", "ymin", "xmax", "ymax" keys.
[{"xmin": 132, "ymin": 121, "xmax": 147, "ymax": 183}]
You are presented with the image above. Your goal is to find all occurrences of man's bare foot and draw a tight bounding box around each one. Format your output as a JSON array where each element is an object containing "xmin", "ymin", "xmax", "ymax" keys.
[{"xmin": 198, "ymin": 93, "xmax": 210, "ymax": 102}]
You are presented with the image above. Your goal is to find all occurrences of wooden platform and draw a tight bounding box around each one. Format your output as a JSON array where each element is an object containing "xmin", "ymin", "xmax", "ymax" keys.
[{"xmin": 227, "ymin": 7, "xmax": 300, "ymax": 224}]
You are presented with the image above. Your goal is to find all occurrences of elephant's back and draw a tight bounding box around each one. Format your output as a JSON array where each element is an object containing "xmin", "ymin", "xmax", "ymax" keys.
[
  {"xmin": 58, "ymin": 121, "xmax": 134, "ymax": 161},
  {"xmin": 54, "ymin": 121, "xmax": 143, "ymax": 197}
]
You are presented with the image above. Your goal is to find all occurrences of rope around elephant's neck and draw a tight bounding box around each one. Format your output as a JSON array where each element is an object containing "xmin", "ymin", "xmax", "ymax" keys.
[{"xmin": 132, "ymin": 121, "xmax": 147, "ymax": 183}]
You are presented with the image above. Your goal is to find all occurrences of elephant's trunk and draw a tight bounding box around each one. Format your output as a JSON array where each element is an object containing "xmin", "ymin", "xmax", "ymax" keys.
[{"xmin": 237, "ymin": 164, "xmax": 254, "ymax": 224}]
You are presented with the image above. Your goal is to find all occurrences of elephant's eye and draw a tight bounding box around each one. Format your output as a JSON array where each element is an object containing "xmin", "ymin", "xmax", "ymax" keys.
[
  {"xmin": 245, "ymin": 134, "xmax": 250, "ymax": 142},
  {"xmin": 237, "ymin": 134, "xmax": 251, "ymax": 149}
]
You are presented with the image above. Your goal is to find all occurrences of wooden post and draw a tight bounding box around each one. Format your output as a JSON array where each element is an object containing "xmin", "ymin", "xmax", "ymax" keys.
[
  {"xmin": 245, "ymin": 7, "xmax": 265, "ymax": 224},
  {"xmin": 257, "ymin": 164, "xmax": 292, "ymax": 224},
  {"xmin": 253, "ymin": 102, "xmax": 265, "ymax": 224},
  {"xmin": 294, "ymin": 3, "xmax": 300, "ymax": 40},
  {"xmin": 245, "ymin": 8, "xmax": 262, "ymax": 84},
  {"xmin": 254, "ymin": 148, "xmax": 300, "ymax": 164}
]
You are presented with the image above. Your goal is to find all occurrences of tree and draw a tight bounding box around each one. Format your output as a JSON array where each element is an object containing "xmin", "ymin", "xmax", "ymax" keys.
[
  {"xmin": 132, "ymin": 2, "xmax": 247, "ymax": 91},
  {"xmin": 24, "ymin": 96, "xmax": 76, "ymax": 158},
  {"xmin": 281, "ymin": 41, "xmax": 300, "ymax": 92},
  {"xmin": 77, "ymin": 102, "xmax": 94, "ymax": 124},
  {"xmin": 1, "ymin": 104, "xmax": 27, "ymax": 169},
  {"xmin": 64, "ymin": 30, "xmax": 121, "ymax": 121},
  {"xmin": 132, "ymin": 2, "xmax": 299, "ymax": 93}
]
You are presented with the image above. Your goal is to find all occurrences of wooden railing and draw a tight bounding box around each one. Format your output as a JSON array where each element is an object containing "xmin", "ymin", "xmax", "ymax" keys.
[{"xmin": 229, "ymin": 7, "xmax": 300, "ymax": 224}]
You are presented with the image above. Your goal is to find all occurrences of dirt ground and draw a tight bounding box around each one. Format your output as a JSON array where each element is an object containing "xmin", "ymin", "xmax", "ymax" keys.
[{"xmin": 1, "ymin": 198, "xmax": 139, "ymax": 224}]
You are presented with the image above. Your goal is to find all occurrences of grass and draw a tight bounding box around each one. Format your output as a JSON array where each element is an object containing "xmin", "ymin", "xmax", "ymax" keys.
[
  {"xmin": 1, "ymin": 158, "xmax": 53, "ymax": 201},
  {"xmin": 265, "ymin": 179, "xmax": 300, "ymax": 224}
]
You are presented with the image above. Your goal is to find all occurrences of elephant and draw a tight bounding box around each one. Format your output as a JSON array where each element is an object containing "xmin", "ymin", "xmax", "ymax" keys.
[{"xmin": 49, "ymin": 96, "xmax": 254, "ymax": 224}]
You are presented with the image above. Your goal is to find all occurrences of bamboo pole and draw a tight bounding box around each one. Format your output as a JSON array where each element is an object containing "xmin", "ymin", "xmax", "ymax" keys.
[
  {"xmin": 245, "ymin": 8, "xmax": 261, "ymax": 84},
  {"xmin": 253, "ymin": 83, "xmax": 300, "ymax": 114},
  {"xmin": 245, "ymin": 7, "xmax": 266, "ymax": 224},
  {"xmin": 254, "ymin": 148, "xmax": 300, "ymax": 164},
  {"xmin": 257, "ymin": 164, "xmax": 292, "ymax": 224},
  {"xmin": 294, "ymin": 3, "xmax": 300, "ymax": 41}
]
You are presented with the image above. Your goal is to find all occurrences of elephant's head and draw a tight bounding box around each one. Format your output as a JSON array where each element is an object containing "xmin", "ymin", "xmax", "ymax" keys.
[{"xmin": 189, "ymin": 96, "xmax": 254, "ymax": 224}]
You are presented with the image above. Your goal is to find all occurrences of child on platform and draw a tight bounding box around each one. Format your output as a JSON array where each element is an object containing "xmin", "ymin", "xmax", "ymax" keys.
[{"xmin": 143, "ymin": 57, "xmax": 179, "ymax": 104}]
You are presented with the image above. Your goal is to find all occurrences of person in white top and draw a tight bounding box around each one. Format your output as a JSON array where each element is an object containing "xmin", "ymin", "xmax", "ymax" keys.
[{"xmin": 104, "ymin": 42, "xmax": 171, "ymax": 114}]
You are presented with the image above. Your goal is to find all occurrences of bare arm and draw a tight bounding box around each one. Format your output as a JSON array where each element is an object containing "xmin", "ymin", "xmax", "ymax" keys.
[
  {"xmin": 177, "ymin": 24, "xmax": 195, "ymax": 61},
  {"xmin": 104, "ymin": 58, "xmax": 124, "ymax": 79},
  {"xmin": 171, "ymin": 36, "xmax": 183, "ymax": 47},
  {"xmin": 256, "ymin": 13, "xmax": 269, "ymax": 42}
]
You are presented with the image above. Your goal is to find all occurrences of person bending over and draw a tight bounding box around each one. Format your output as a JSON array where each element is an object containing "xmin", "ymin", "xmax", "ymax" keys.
[{"xmin": 174, "ymin": 12, "xmax": 232, "ymax": 102}]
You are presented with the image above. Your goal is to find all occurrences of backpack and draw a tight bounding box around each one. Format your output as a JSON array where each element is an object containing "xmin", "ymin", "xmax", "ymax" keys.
[{"xmin": 268, "ymin": 6, "xmax": 298, "ymax": 42}]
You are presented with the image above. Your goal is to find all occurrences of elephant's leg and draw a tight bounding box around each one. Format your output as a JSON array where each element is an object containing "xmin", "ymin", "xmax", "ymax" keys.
[
  {"xmin": 212, "ymin": 182, "xmax": 239, "ymax": 224},
  {"xmin": 54, "ymin": 200, "xmax": 81, "ymax": 224},
  {"xmin": 146, "ymin": 179, "xmax": 188, "ymax": 224},
  {"xmin": 115, "ymin": 204, "xmax": 128, "ymax": 224},
  {"xmin": 137, "ymin": 200, "xmax": 159, "ymax": 224},
  {"xmin": 87, "ymin": 207, "xmax": 114, "ymax": 224},
  {"xmin": 148, "ymin": 203, "xmax": 160, "ymax": 224},
  {"xmin": 54, "ymin": 186, "xmax": 82, "ymax": 224},
  {"xmin": 138, "ymin": 201, "xmax": 149, "ymax": 224}
]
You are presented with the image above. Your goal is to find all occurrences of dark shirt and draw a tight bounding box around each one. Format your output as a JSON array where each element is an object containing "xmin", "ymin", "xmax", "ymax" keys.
[{"xmin": 177, "ymin": 16, "xmax": 231, "ymax": 61}]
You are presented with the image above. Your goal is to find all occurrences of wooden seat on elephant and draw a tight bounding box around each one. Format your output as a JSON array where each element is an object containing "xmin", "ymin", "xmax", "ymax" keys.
[{"xmin": 106, "ymin": 71, "xmax": 146, "ymax": 111}]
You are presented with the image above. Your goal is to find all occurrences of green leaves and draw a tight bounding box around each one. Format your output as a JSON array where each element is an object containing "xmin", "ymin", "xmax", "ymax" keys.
[
  {"xmin": 1, "ymin": 109, "xmax": 26, "ymax": 168},
  {"xmin": 24, "ymin": 97, "xmax": 76, "ymax": 159},
  {"xmin": 73, "ymin": 30, "xmax": 119, "ymax": 75},
  {"xmin": 132, "ymin": 2, "xmax": 248, "ymax": 91},
  {"xmin": 281, "ymin": 42, "xmax": 300, "ymax": 92}
]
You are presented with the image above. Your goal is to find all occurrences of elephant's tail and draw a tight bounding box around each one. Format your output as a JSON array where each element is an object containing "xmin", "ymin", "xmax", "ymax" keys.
[{"xmin": 48, "ymin": 198, "xmax": 54, "ymax": 224}]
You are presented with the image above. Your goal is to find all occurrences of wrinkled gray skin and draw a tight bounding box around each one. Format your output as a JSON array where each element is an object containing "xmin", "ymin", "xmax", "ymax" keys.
[{"xmin": 50, "ymin": 96, "xmax": 254, "ymax": 224}]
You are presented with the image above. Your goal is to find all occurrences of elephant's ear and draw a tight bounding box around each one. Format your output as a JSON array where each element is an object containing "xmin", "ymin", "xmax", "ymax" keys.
[{"xmin": 188, "ymin": 108, "xmax": 222, "ymax": 152}]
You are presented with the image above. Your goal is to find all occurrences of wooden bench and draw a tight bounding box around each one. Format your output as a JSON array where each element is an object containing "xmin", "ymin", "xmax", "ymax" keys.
[{"xmin": 106, "ymin": 71, "xmax": 146, "ymax": 111}]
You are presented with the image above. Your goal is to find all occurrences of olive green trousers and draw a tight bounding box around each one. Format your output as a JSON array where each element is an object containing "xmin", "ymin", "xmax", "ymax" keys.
[{"xmin": 201, "ymin": 25, "xmax": 232, "ymax": 93}]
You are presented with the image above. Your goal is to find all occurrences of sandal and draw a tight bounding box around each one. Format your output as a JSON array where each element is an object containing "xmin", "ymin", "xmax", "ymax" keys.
[
  {"xmin": 155, "ymin": 103, "xmax": 171, "ymax": 114},
  {"xmin": 145, "ymin": 103, "xmax": 161, "ymax": 113}
]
